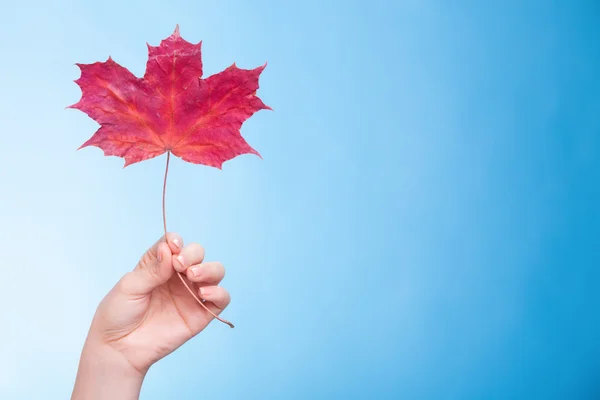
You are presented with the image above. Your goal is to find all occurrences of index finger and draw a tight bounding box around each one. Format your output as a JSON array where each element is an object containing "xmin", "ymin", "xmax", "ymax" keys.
[{"xmin": 148, "ymin": 232, "xmax": 183, "ymax": 257}]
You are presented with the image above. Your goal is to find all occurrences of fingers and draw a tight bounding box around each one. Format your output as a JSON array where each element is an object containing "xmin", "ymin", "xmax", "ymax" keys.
[
  {"xmin": 172, "ymin": 242, "xmax": 205, "ymax": 273},
  {"xmin": 119, "ymin": 232, "xmax": 181, "ymax": 296},
  {"xmin": 199, "ymin": 285, "xmax": 231, "ymax": 312},
  {"xmin": 149, "ymin": 232, "xmax": 183, "ymax": 257},
  {"xmin": 186, "ymin": 261, "xmax": 225, "ymax": 285},
  {"xmin": 182, "ymin": 257, "xmax": 230, "ymax": 321}
]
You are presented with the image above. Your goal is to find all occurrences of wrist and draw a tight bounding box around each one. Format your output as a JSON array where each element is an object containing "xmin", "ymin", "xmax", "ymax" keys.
[{"xmin": 72, "ymin": 337, "xmax": 145, "ymax": 400}]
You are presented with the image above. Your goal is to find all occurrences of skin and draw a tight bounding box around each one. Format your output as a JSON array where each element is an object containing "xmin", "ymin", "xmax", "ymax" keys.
[{"xmin": 71, "ymin": 232, "xmax": 231, "ymax": 400}]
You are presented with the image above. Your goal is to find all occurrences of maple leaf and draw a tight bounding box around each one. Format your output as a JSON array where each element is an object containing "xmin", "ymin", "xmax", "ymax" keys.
[{"xmin": 69, "ymin": 25, "xmax": 270, "ymax": 169}]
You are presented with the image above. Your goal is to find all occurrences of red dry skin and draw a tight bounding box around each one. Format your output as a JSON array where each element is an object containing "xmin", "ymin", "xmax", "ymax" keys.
[{"xmin": 69, "ymin": 25, "xmax": 270, "ymax": 168}]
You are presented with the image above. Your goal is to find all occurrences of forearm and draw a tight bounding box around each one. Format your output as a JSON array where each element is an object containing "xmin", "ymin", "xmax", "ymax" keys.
[{"xmin": 72, "ymin": 339, "xmax": 145, "ymax": 400}]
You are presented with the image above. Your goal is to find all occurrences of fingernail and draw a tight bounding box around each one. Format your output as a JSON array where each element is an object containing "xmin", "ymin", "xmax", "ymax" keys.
[
  {"xmin": 199, "ymin": 287, "xmax": 207, "ymax": 296},
  {"xmin": 172, "ymin": 238, "xmax": 181, "ymax": 250},
  {"xmin": 175, "ymin": 255, "xmax": 185, "ymax": 269},
  {"xmin": 190, "ymin": 266, "xmax": 202, "ymax": 277}
]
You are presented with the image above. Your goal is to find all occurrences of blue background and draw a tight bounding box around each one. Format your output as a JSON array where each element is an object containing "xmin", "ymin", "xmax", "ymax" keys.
[{"xmin": 1, "ymin": 1, "xmax": 599, "ymax": 399}]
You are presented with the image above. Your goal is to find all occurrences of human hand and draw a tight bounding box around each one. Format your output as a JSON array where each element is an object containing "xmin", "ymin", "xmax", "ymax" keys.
[{"xmin": 72, "ymin": 233, "xmax": 231, "ymax": 400}]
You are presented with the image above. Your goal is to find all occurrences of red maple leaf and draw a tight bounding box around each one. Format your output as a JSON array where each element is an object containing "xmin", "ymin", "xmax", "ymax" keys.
[{"xmin": 69, "ymin": 25, "xmax": 270, "ymax": 169}]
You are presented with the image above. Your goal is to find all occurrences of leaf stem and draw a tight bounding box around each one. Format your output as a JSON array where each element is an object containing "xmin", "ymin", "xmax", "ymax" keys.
[
  {"xmin": 162, "ymin": 151, "xmax": 234, "ymax": 328},
  {"xmin": 162, "ymin": 151, "xmax": 170, "ymax": 236}
]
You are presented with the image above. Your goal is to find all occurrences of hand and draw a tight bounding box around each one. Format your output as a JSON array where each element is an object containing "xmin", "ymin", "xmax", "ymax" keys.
[{"xmin": 72, "ymin": 233, "xmax": 231, "ymax": 400}]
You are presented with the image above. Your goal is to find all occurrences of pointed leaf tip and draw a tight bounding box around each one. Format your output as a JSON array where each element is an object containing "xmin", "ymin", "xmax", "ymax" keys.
[{"xmin": 173, "ymin": 24, "xmax": 181, "ymax": 38}]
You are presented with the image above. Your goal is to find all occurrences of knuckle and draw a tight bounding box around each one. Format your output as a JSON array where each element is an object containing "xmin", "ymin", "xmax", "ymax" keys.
[
  {"xmin": 221, "ymin": 290, "xmax": 232, "ymax": 307},
  {"xmin": 167, "ymin": 232, "xmax": 183, "ymax": 249},
  {"xmin": 212, "ymin": 261, "xmax": 224, "ymax": 272},
  {"xmin": 167, "ymin": 231, "xmax": 181, "ymax": 240},
  {"xmin": 138, "ymin": 251, "xmax": 161, "ymax": 279},
  {"xmin": 140, "ymin": 250, "xmax": 157, "ymax": 267},
  {"xmin": 190, "ymin": 242, "xmax": 205, "ymax": 255},
  {"xmin": 215, "ymin": 262, "xmax": 226, "ymax": 277},
  {"xmin": 150, "ymin": 264, "xmax": 161, "ymax": 279},
  {"xmin": 217, "ymin": 286, "xmax": 230, "ymax": 298},
  {"xmin": 186, "ymin": 242, "xmax": 205, "ymax": 261}
]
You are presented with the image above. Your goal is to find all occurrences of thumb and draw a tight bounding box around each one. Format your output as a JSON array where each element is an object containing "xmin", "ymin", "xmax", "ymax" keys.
[{"xmin": 119, "ymin": 233, "xmax": 183, "ymax": 296}]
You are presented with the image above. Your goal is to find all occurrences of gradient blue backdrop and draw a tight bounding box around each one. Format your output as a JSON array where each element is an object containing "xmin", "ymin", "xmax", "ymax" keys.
[{"xmin": 0, "ymin": 1, "xmax": 599, "ymax": 399}]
